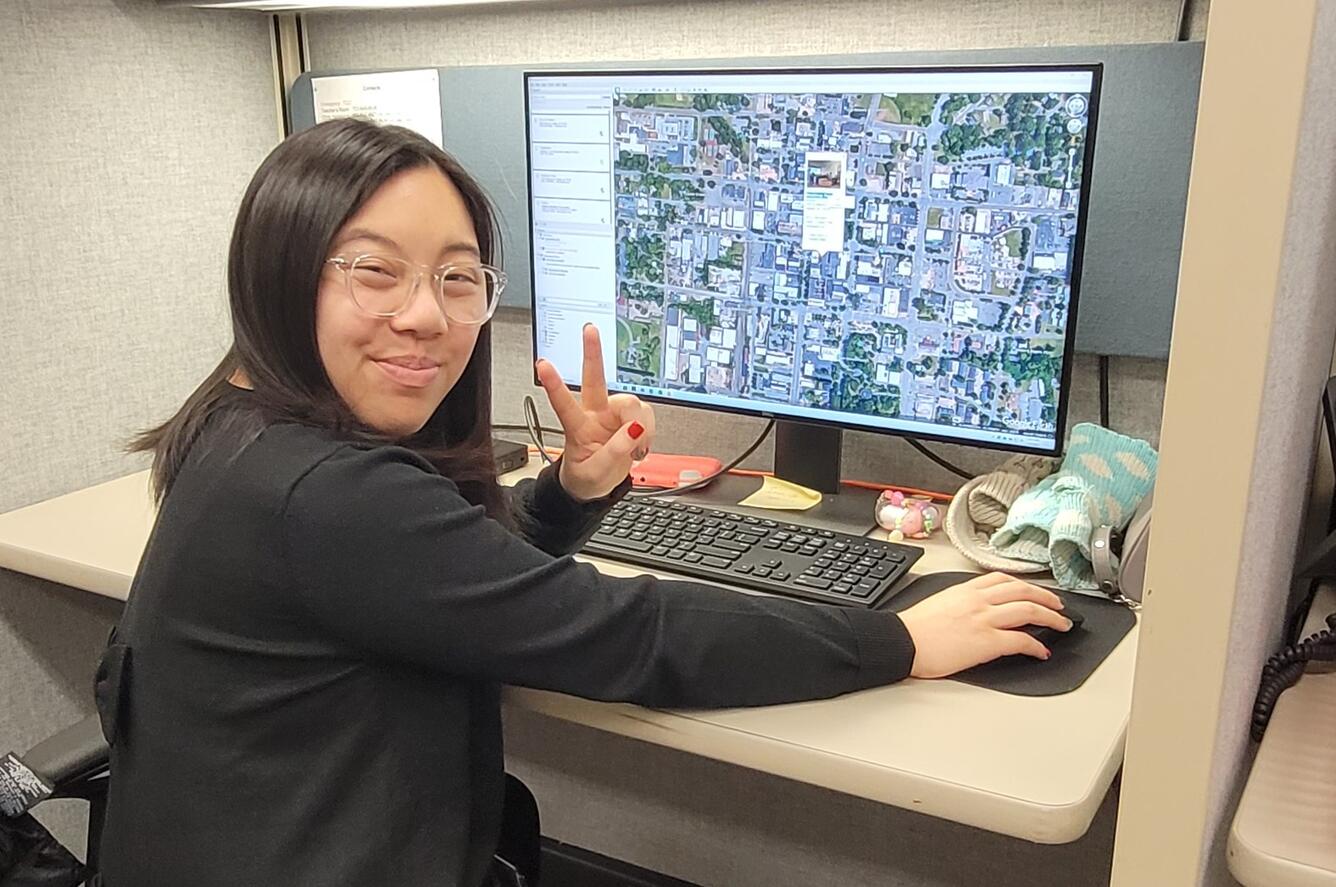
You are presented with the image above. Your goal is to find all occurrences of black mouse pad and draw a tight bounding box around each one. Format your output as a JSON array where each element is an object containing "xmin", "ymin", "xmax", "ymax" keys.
[{"xmin": 882, "ymin": 572, "xmax": 1137, "ymax": 696}]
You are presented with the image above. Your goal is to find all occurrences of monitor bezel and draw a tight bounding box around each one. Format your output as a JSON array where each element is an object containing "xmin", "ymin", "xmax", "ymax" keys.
[{"xmin": 522, "ymin": 62, "xmax": 1104, "ymax": 458}]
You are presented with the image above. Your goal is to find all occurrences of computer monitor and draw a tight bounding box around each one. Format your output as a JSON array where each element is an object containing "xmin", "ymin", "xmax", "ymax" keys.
[{"xmin": 525, "ymin": 64, "xmax": 1101, "ymax": 496}]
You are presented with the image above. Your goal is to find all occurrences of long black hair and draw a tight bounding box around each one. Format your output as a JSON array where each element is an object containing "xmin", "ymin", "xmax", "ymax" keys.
[{"xmin": 133, "ymin": 118, "xmax": 506, "ymax": 519}]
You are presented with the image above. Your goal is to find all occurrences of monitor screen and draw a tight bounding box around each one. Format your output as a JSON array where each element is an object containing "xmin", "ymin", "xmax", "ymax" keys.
[{"xmin": 525, "ymin": 65, "xmax": 1100, "ymax": 454}]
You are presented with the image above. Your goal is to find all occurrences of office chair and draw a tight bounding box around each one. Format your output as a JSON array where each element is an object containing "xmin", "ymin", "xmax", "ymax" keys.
[
  {"xmin": 2, "ymin": 715, "xmax": 540, "ymax": 886},
  {"xmin": 0, "ymin": 714, "xmax": 107, "ymax": 885}
]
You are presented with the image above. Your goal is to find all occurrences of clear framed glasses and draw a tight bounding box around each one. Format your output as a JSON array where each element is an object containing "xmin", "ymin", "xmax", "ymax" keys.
[{"xmin": 326, "ymin": 254, "xmax": 506, "ymax": 325}]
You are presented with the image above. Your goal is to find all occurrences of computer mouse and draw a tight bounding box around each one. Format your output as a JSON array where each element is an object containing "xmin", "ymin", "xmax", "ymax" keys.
[{"xmin": 1021, "ymin": 605, "xmax": 1085, "ymax": 646}]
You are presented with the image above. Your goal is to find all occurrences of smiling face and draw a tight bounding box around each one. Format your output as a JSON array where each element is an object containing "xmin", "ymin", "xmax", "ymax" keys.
[{"xmin": 315, "ymin": 165, "xmax": 483, "ymax": 437}]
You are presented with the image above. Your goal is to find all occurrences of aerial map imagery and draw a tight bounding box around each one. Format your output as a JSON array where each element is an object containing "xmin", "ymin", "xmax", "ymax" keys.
[{"xmin": 610, "ymin": 87, "xmax": 1091, "ymax": 441}]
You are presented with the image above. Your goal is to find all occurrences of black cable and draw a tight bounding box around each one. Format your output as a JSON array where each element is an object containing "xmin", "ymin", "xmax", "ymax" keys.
[
  {"xmin": 1251, "ymin": 611, "xmax": 1336, "ymax": 741},
  {"xmin": 523, "ymin": 396, "xmax": 556, "ymax": 465},
  {"xmin": 1098, "ymin": 354, "xmax": 1111, "ymax": 428},
  {"xmin": 633, "ymin": 420, "xmax": 776, "ymax": 498},
  {"xmin": 1175, "ymin": 0, "xmax": 1192, "ymax": 41},
  {"xmin": 905, "ymin": 438, "xmax": 973, "ymax": 480},
  {"xmin": 493, "ymin": 422, "xmax": 562, "ymax": 436}
]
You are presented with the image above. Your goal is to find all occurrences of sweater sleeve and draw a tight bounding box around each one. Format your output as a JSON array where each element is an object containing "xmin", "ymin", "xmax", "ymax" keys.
[
  {"xmin": 507, "ymin": 459, "xmax": 630, "ymax": 557},
  {"xmin": 282, "ymin": 445, "xmax": 915, "ymax": 708}
]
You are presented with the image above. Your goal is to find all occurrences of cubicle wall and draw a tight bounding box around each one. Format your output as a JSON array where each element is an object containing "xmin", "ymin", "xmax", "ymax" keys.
[{"xmin": 0, "ymin": 0, "xmax": 279, "ymax": 854}]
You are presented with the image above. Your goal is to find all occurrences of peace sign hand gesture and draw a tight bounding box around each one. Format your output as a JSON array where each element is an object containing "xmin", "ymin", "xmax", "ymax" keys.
[{"xmin": 535, "ymin": 324, "xmax": 656, "ymax": 502}]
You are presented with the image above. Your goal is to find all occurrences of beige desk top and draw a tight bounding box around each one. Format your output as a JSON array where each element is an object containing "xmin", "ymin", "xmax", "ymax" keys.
[{"xmin": 0, "ymin": 467, "xmax": 1137, "ymax": 844}]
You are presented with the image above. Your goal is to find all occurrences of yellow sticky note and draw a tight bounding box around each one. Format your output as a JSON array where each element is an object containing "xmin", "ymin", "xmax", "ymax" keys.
[{"xmin": 738, "ymin": 475, "xmax": 823, "ymax": 511}]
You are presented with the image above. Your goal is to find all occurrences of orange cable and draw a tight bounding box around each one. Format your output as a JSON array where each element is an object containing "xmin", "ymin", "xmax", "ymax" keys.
[{"xmin": 523, "ymin": 445, "xmax": 956, "ymax": 502}]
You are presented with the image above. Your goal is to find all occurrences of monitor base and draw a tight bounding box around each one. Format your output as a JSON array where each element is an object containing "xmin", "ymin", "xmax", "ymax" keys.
[{"xmin": 665, "ymin": 473, "xmax": 881, "ymax": 537}]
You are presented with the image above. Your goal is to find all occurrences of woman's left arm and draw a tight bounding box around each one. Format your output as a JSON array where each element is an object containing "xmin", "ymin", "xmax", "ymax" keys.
[{"xmin": 507, "ymin": 462, "xmax": 630, "ymax": 556}]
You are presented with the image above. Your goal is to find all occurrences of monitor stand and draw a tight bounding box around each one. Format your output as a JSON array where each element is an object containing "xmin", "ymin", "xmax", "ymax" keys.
[{"xmin": 673, "ymin": 419, "xmax": 881, "ymax": 536}]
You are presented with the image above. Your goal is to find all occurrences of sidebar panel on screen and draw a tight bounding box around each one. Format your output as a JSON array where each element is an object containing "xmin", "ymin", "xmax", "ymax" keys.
[{"xmin": 526, "ymin": 80, "xmax": 617, "ymax": 383}]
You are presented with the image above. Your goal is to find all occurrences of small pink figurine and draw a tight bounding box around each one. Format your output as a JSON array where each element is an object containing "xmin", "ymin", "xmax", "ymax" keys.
[{"xmin": 875, "ymin": 490, "xmax": 943, "ymax": 541}]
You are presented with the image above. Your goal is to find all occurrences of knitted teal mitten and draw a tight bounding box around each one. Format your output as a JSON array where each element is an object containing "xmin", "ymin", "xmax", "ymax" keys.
[{"xmin": 991, "ymin": 424, "xmax": 1157, "ymax": 588}]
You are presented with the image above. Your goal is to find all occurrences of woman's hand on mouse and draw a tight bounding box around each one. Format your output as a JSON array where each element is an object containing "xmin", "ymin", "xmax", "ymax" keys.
[
  {"xmin": 897, "ymin": 572, "xmax": 1071, "ymax": 678},
  {"xmin": 536, "ymin": 324, "xmax": 657, "ymax": 502}
]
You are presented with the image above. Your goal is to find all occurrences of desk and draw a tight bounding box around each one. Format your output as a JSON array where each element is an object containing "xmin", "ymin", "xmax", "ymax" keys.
[{"xmin": 0, "ymin": 466, "xmax": 1137, "ymax": 844}]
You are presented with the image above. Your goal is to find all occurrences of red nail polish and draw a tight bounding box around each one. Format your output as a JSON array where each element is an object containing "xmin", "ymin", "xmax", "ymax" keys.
[{"xmin": 628, "ymin": 421, "xmax": 645, "ymax": 440}]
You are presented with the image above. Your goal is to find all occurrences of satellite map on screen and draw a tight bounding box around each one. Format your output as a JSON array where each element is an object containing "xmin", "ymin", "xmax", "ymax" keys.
[{"xmin": 611, "ymin": 87, "xmax": 1090, "ymax": 439}]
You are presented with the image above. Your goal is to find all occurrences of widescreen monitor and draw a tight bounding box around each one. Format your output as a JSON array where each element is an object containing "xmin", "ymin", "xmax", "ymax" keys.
[{"xmin": 525, "ymin": 65, "xmax": 1101, "ymax": 456}]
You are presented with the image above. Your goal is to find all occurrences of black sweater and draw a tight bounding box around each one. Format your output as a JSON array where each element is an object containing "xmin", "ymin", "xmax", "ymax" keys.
[{"xmin": 97, "ymin": 400, "xmax": 915, "ymax": 886}]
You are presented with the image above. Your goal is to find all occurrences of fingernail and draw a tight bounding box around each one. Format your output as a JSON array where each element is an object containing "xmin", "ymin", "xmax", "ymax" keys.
[
  {"xmin": 1064, "ymin": 618, "xmax": 1074, "ymax": 630},
  {"xmin": 1043, "ymin": 649, "xmax": 1052, "ymax": 660},
  {"xmin": 628, "ymin": 421, "xmax": 645, "ymax": 440},
  {"xmin": 583, "ymin": 322, "xmax": 594, "ymax": 332}
]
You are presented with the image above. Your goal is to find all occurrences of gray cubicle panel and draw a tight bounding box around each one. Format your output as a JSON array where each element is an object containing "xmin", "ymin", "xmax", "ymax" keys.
[{"xmin": 290, "ymin": 43, "xmax": 1202, "ymax": 360}]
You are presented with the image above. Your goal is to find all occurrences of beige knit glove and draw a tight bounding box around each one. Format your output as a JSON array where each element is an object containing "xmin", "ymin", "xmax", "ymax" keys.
[{"xmin": 966, "ymin": 454, "xmax": 1058, "ymax": 532}]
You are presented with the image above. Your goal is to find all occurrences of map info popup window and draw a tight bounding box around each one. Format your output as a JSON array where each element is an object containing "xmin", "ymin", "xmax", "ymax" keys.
[{"xmin": 525, "ymin": 66, "xmax": 1101, "ymax": 454}]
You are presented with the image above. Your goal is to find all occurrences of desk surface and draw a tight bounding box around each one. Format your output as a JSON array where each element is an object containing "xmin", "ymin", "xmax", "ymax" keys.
[{"xmin": 0, "ymin": 466, "xmax": 1137, "ymax": 844}]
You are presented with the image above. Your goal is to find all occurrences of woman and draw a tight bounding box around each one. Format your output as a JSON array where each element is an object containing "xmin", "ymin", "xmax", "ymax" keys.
[{"xmin": 96, "ymin": 118, "xmax": 1068, "ymax": 887}]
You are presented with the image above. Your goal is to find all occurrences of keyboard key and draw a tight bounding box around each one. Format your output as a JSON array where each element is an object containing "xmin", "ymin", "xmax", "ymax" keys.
[
  {"xmin": 753, "ymin": 567, "xmax": 772, "ymax": 577},
  {"xmin": 734, "ymin": 564, "xmax": 753, "ymax": 573},
  {"xmin": 714, "ymin": 539, "xmax": 749, "ymax": 553},
  {"xmin": 771, "ymin": 571, "xmax": 790, "ymax": 582},
  {"xmin": 701, "ymin": 556, "xmax": 732, "ymax": 568},
  {"xmin": 795, "ymin": 575, "xmax": 832, "ymax": 590},
  {"xmin": 832, "ymin": 583, "xmax": 853, "ymax": 594},
  {"xmin": 667, "ymin": 550, "xmax": 686, "ymax": 560},
  {"xmin": 814, "ymin": 558, "xmax": 832, "ymax": 568},
  {"xmin": 684, "ymin": 552, "xmax": 703, "ymax": 563},
  {"xmin": 651, "ymin": 546, "xmax": 669, "ymax": 556},
  {"xmin": 590, "ymin": 535, "xmax": 652, "ymax": 553}
]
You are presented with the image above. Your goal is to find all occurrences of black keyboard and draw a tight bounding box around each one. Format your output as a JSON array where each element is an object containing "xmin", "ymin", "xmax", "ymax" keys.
[{"xmin": 583, "ymin": 497, "xmax": 923, "ymax": 609}]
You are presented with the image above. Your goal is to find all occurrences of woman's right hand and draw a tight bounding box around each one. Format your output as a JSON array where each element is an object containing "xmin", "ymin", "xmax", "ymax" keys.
[{"xmin": 898, "ymin": 572, "xmax": 1071, "ymax": 678}]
